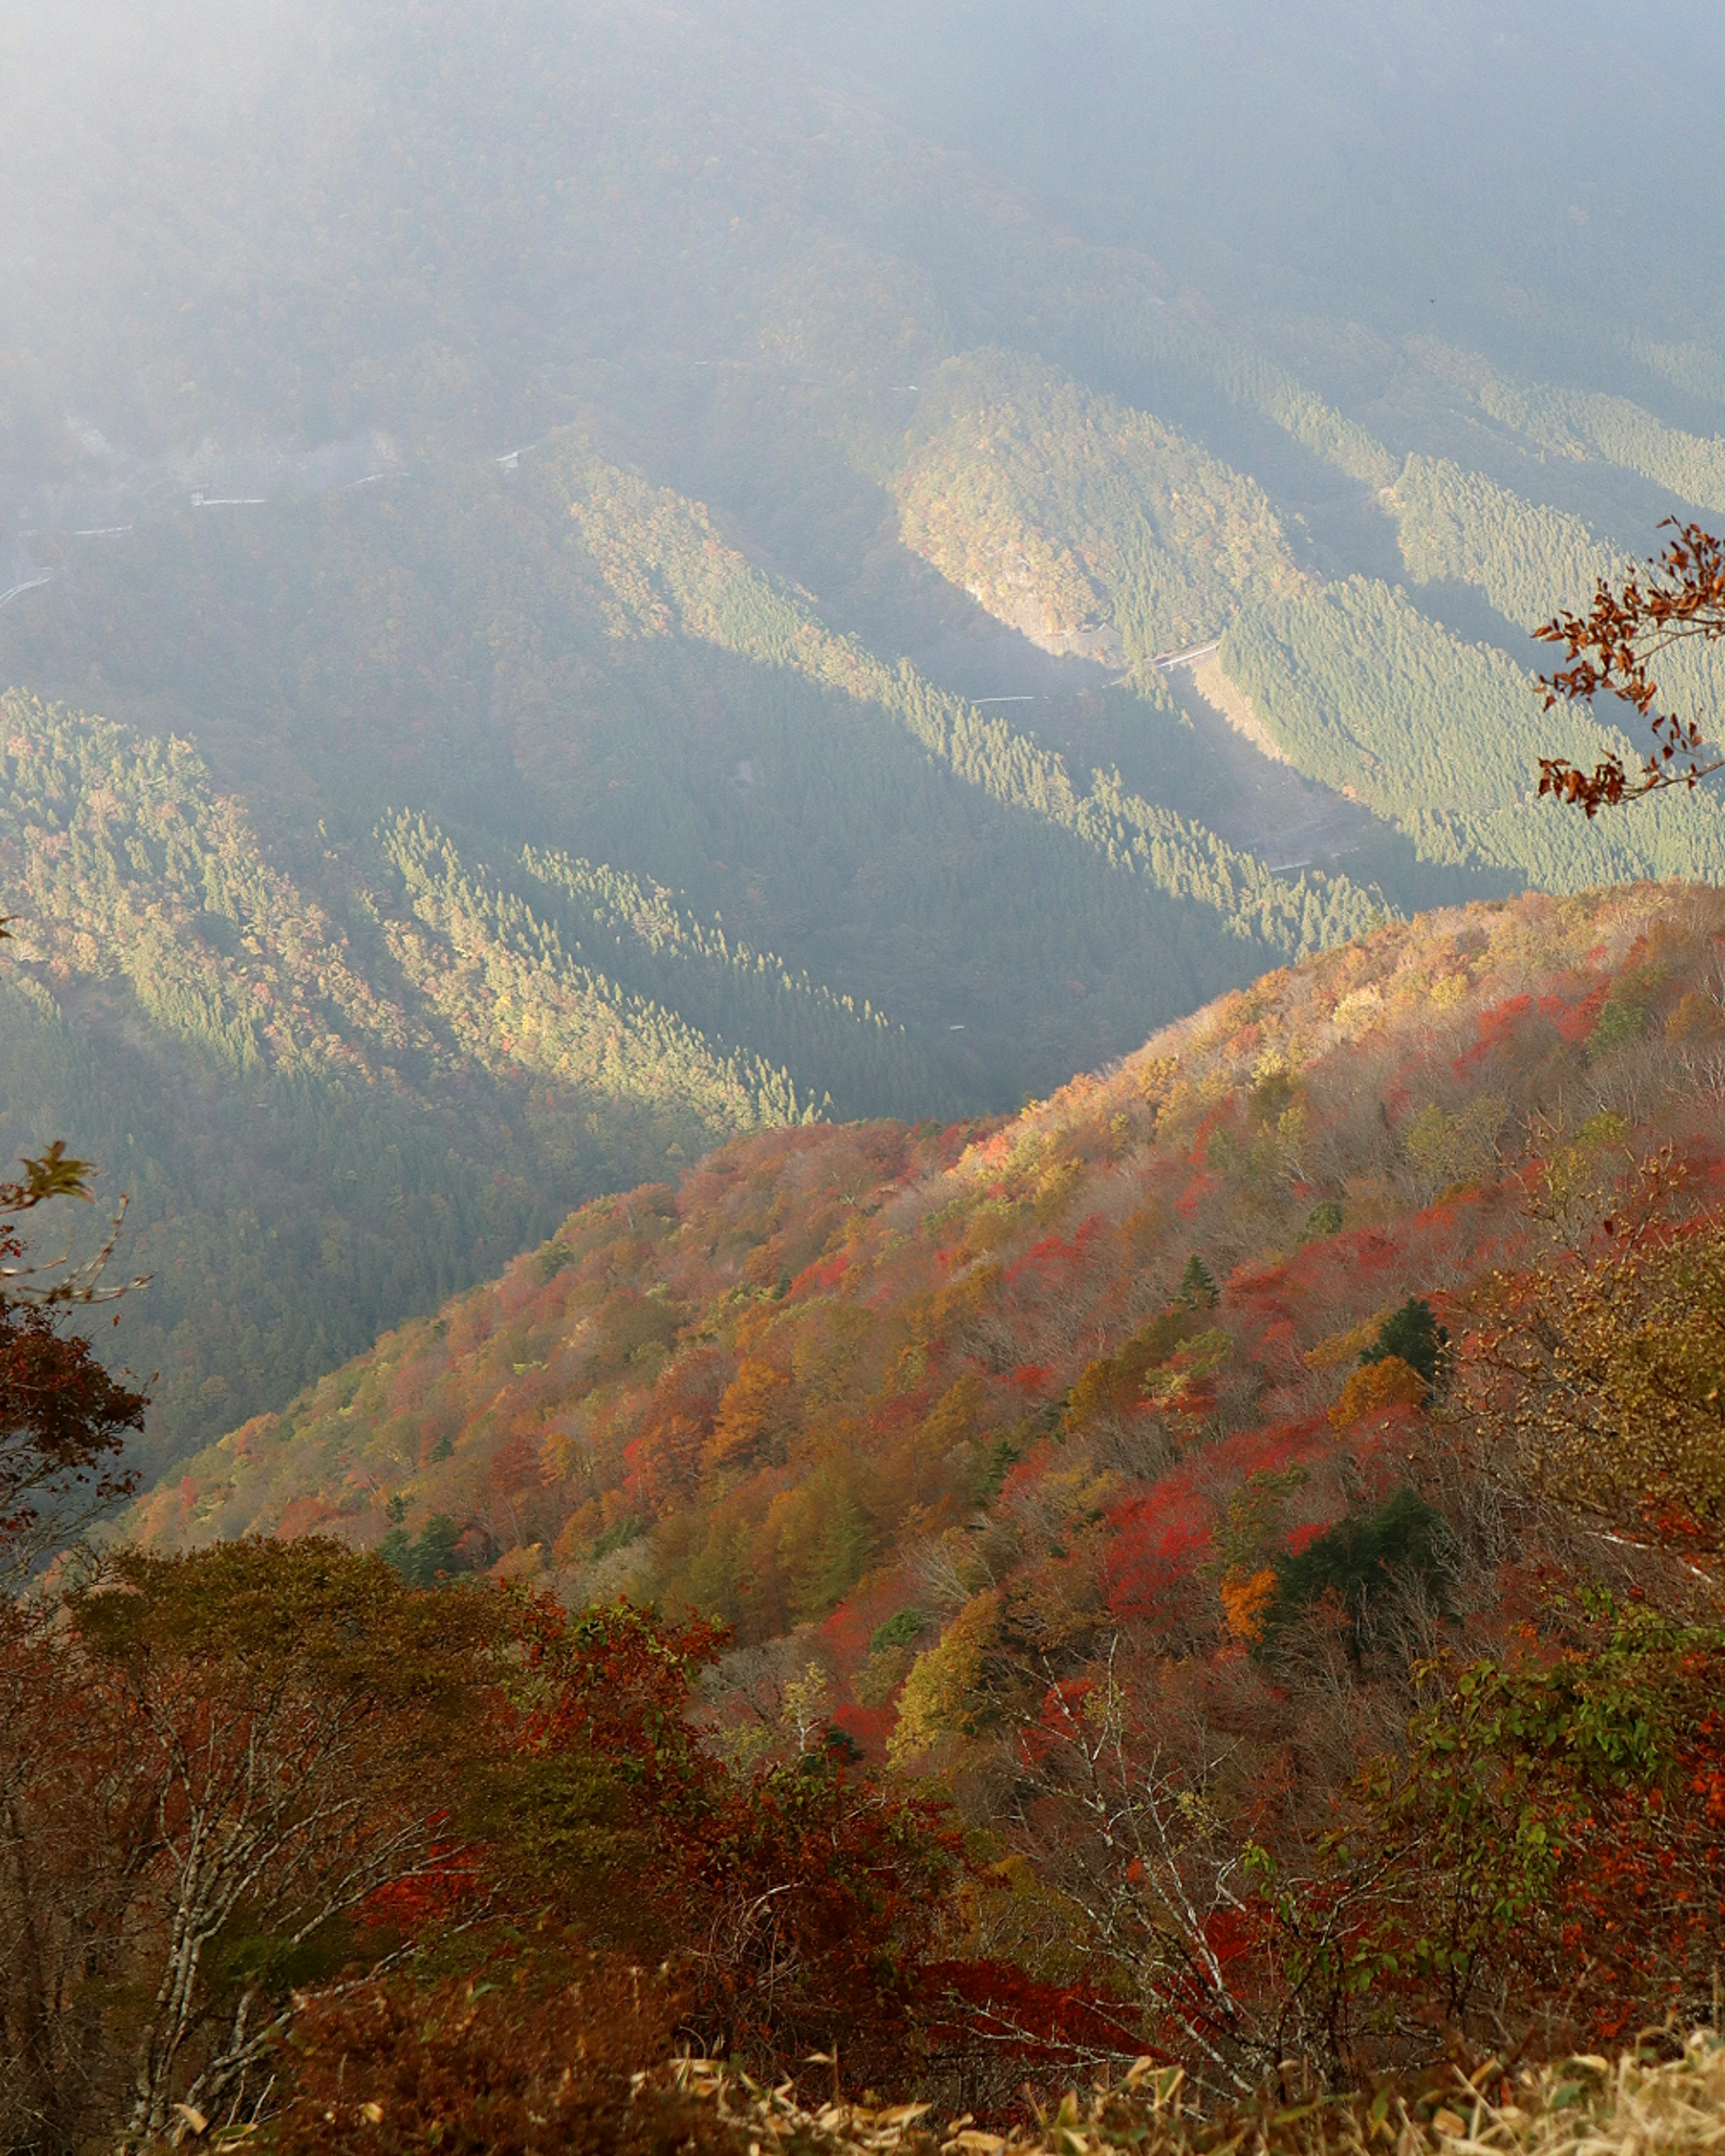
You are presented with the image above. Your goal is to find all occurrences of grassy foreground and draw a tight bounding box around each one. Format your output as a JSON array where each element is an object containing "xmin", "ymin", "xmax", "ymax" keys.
[{"xmin": 653, "ymin": 2033, "xmax": 1725, "ymax": 2156}]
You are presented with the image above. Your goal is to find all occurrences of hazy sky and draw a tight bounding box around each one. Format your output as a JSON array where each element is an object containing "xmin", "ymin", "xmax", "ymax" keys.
[{"xmin": 4, "ymin": 0, "xmax": 1723, "ymax": 456}]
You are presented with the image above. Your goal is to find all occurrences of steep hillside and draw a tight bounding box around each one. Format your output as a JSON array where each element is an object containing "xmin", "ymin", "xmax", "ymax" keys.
[
  {"xmin": 136, "ymin": 873, "xmax": 1725, "ymax": 2068},
  {"xmin": 894, "ymin": 351, "xmax": 1306, "ymax": 668},
  {"xmin": 9, "ymin": 0, "xmax": 1725, "ymax": 1503},
  {"xmin": 3, "ymin": 434, "xmax": 1381, "ymax": 1098},
  {"xmin": 149, "ymin": 878, "xmax": 1725, "ymax": 1627},
  {"xmin": 0, "ymin": 690, "xmax": 914, "ymax": 1465}
]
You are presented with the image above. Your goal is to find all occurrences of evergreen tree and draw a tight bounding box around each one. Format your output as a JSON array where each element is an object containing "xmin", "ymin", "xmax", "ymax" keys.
[{"xmin": 1361, "ymin": 1297, "xmax": 1449, "ymax": 1392}]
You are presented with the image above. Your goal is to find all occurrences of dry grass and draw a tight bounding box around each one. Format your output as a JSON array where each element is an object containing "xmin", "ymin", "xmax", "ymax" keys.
[{"xmin": 657, "ymin": 2032, "xmax": 1725, "ymax": 2156}]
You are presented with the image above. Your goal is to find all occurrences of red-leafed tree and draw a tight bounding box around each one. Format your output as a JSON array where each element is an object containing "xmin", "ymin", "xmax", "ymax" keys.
[
  {"xmin": 483, "ymin": 1595, "xmax": 962, "ymax": 2088},
  {"xmin": 1536, "ymin": 520, "xmax": 1725, "ymax": 813}
]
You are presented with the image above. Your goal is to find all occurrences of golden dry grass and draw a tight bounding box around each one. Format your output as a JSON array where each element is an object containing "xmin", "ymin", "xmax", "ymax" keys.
[{"xmin": 659, "ymin": 2031, "xmax": 1725, "ymax": 2156}]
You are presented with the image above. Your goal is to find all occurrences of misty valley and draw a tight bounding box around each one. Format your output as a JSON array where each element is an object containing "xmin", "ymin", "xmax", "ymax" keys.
[{"xmin": 6, "ymin": 3, "xmax": 1725, "ymax": 2149}]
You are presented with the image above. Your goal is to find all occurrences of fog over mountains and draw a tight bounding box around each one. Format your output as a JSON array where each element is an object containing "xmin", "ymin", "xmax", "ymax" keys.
[
  {"xmin": 1, "ymin": 0, "xmax": 1724, "ymax": 1475},
  {"xmin": 20, "ymin": 7, "xmax": 1725, "ymax": 2128}
]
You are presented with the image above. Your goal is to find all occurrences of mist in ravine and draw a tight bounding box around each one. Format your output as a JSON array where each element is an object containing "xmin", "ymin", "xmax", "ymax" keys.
[
  {"xmin": 15, "ymin": 9, "xmax": 1725, "ymax": 2133},
  {"xmin": 2, "ymin": 0, "xmax": 1725, "ymax": 1481}
]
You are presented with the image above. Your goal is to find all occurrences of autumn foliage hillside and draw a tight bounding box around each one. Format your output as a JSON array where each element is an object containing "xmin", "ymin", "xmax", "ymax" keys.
[
  {"xmin": 135, "ymin": 878, "xmax": 1725, "ymax": 2080},
  {"xmin": 148, "ymin": 879, "xmax": 1725, "ymax": 1603}
]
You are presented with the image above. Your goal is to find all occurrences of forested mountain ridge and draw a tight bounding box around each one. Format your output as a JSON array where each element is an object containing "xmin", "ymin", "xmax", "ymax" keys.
[
  {"xmin": 0, "ymin": 411, "xmax": 1389, "ymax": 1476},
  {"xmin": 4, "ymin": 428, "xmax": 1384, "ymax": 1068},
  {"xmin": 143, "ymin": 875, "xmax": 1725, "ymax": 1627},
  {"xmin": 126, "ymin": 864, "xmax": 1725, "ymax": 2063},
  {"xmin": 893, "ymin": 352, "xmax": 1309, "ymax": 667},
  {"xmin": 40, "ymin": 861, "xmax": 1725, "ymax": 2123},
  {"xmin": 6, "ymin": 0, "xmax": 1725, "ymax": 1497},
  {"xmin": 0, "ymin": 689, "xmax": 921, "ymax": 1466},
  {"xmin": 19, "ymin": 4, "xmax": 1725, "ymax": 2112}
]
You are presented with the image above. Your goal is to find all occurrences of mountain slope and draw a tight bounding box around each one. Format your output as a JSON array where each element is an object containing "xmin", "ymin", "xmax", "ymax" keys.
[
  {"xmin": 143, "ymin": 878, "xmax": 1725, "ymax": 1648},
  {"xmin": 7, "ymin": 0, "xmax": 1725, "ymax": 1495},
  {"xmin": 0, "ymin": 690, "xmax": 916, "ymax": 1464}
]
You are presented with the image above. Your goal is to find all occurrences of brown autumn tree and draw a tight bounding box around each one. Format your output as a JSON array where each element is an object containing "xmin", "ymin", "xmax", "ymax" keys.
[
  {"xmin": 1536, "ymin": 520, "xmax": 1725, "ymax": 813},
  {"xmin": 1455, "ymin": 1153, "xmax": 1725, "ymax": 1560},
  {"xmin": 0, "ymin": 1540, "xmax": 496, "ymax": 2156},
  {"xmin": 0, "ymin": 1138, "xmax": 147, "ymax": 1591}
]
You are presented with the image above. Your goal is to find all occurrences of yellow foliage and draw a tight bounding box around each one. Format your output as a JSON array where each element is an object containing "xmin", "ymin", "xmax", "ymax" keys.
[
  {"xmin": 898, "ymin": 1263, "xmax": 1003, "ymax": 1356},
  {"xmin": 888, "ymin": 1589, "xmax": 1001, "ymax": 1765},
  {"xmin": 1329, "ymin": 1353, "xmax": 1428, "ymax": 1429},
  {"xmin": 1404, "ymin": 1092, "xmax": 1506, "ymax": 1194},
  {"xmin": 1032, "ymin": 1154, "xmax": 1085, "ymax": 1221},
  {"xmin": 1063, "ymin": 1357, "xmax": 1121, "ymax": 1434},
  {"xmin": 1469, "ymin": 1214, "xmax": 1725, "ymax": 1543},
  {"xmin": 665, "ymin": 2026, "xmax": 1725, "ymax": 2156},
  {"xmin": 921, "ymin": 1373, "xmax": 986, "ymax": 1453},
  {"xmin": 1667, "ymin": 990, "xmax": 1725, "ymax": 1044},
  {"xmin": 1143, "ymin": 1327, "xmax": 1233, "ymax": 1406},
  {"xmin": 1135, "ymin": 1054, "xmax": 1178, "ymax": 1105},
  {"xmin": 779, "ymin": 1661, "xmax": 831, "ymax": 1754},
  {"xmin": 1330, "ymin": 985, "xmax": 1384, "ymax": 1036},
  {"xmin": 1305, "ymin": 1315, "xmax": 1385, "ymax": 1372},
  {"xmin": 851, "ymin": 1643, "xmax": 914, "ymax": 1711}
]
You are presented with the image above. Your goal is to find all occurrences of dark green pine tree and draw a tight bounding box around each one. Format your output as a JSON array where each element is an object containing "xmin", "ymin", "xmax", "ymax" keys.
[
  {"xmin": 1177, "ymin": 1253, "xmax": 1217, "ymax": 1310},
  {"xmin": 1360, "ymin": 1296, "xmax": 1449, "ymax": 1390}
]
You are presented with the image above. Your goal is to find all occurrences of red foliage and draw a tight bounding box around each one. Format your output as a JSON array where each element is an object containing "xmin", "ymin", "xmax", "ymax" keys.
[
  {"xmin": 1018, "ymin": 1678, "xmax": 1097, "ymax": 1766},
  {"xmin": 1004, "ymin": 1216, "xmax": 1104, "ymax": 1291},
  {"xmin": 507, "ymin": 1596, "xmax": 727, "ymax": 1794},
  {"xmin": 360, "ymin": 1840, "xmax": 484, "ymax": 1933},
  {"xmin": 922, "ymin": 1958, "xmax": 1146, "ymax": 2067},
  {"xmin": 819, "ymin": 1575, "xmax": 914, "ymax": 1667},
  {"xmin": 1174, "ymin": 1172, "xmax": 1218, "ymax": 1219},
  {"xmin": 1552, "ymin": 1709, "xmax": 1725, "ymax": 2040},
  {"xmin": 1539, "ymin": 981, "xmax": 1610, "ymax": 1044},
  {"xmin": 790, "ymin": 1250, "xmax": 849, "ymax": 1296},
  {"xmin": 483, "ymin": 1433, "xmax": 542, "ymax": 1499},
  {"xmin": 623, "ymin": 1347, "xmax": 731, "ymax": 1513},
  {"xmin": 0, "ymin": 1288, "xmax": 144, "ymax": 1565},
  {"xmin": 495, "ymin": 1595, "xmax": 961, "ymax": 2084},
  {"xmin": 831, "ymin": 1700, "xmax": 895, "ymax": 1759},
  {"xmin": 1104, "ymin": 1476, "xmax": 1212, "ymax": 1626},
  {"xmin": 1453, "ymin": 992, "xmax": 1536, "ymax": 1076}
]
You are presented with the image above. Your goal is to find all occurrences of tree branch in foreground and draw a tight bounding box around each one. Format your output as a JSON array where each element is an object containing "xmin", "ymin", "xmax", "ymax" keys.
[{"xmin": 1535, "ymin": 519, "xmax": 1725, "ymax": 814}]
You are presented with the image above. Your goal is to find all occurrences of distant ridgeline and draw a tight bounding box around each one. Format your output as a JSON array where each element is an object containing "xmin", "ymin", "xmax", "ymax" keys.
[
  {"xmin": 0, "ymin": 433, "xmax": 1402, "ymax": 1478},
  {"xmin": 876, "ymin": 343, "xmax": 1725, "ymax": 902},
  {"xmin": 7, "ymin": 0, "xmax": 1725, "ymax": 1493},
  {"xmin": 1, "ymin": 427, "xmax": 1389, "ymax": 1101},
  {"xmin": 0, "ymin": 691, "xmax": 926, "ymax": 1466}
]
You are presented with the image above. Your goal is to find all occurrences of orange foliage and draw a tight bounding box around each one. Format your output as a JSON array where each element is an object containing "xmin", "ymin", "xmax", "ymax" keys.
[
  {"xmin": 1219, "ymin": 1564, "xmax": 1277, "ymax": 1644},
  {"xmin": 704, "ymin": 1356, "xmax": 790, "ymax": 1472},
  {"xmin": 1329, "ymin": 1352, "xmax": 1427, "ymax": 1429}
]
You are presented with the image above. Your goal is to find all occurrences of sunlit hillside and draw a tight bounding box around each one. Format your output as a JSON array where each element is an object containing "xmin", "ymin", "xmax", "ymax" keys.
[
  {"xmin": 17, "ymin": 6, "xmax": 1725, "ymax": 2137},
  {"xmin": 8, "ymin": 0, "xmax": 1725, "ymax": 1482},
  {"xmin": 149, "ymin": 875, "xmax": 1725, "ymax": 1629},
  {"xmin": 129, "ymin": 872, "xmax": 1725, "ymax": 2077}
]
